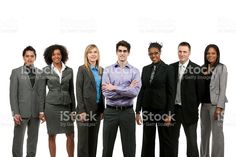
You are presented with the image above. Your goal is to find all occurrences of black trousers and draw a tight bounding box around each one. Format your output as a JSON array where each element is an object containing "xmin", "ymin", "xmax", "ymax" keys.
[
  {"xmin": 102, "ymin": 108, "xmax": 135, "ymax": 157},
  {"xmin": 141, "ymin": 110, "xmax": 174, "ymax": 157},
  {"xmin": 77, "ymin": 116, "xmax": 101, "ymax": 157},
  {"xmin": 171, "ymin": 105, "xmax": 199, "ymax": 157}
]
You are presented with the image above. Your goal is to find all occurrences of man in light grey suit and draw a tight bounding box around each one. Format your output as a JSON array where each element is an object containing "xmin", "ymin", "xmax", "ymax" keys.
[{"xmin": 10, "ymin": 46, "xmax": 43, "ymax": 157}]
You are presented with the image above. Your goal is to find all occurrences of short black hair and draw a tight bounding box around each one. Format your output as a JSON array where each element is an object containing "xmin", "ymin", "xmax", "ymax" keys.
[
  {"xmin": 116, "ymin": 40, "xmax": 131, "ymax": 52},
  {"xmin": 22, "ymin": 46, "xmax": 36, "ymax": 58},
  {"xmin": 178, "ymin": 42, "xmax": 191, "ymax": 51},
  {"xmin": 43, "ymin": 44, "xmax": 68, "ymax": 65},
  {"xmin": 148, "ymin": 42, "xmax": 163, "ymax": 52},
  {"xmin": 204, "ymin": 44, "xmax": 220, "ymax": 67}
]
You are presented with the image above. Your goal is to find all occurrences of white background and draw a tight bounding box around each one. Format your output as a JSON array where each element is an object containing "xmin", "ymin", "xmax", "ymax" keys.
[{"xmin": 1, "ymin": 0, "xmax": 236, "ymax": 156}]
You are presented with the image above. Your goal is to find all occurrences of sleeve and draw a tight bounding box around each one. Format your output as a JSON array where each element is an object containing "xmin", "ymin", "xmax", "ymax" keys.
[
  {"xmin": 76, "ymin": 67, "xmax": 86, "ymax": 113},
  {"xmin": 9, "ymin": 69, "xmax": 19, "ymax": 116},
  {"xmin": 39, "ymin": 70, "xmax": 46, "ymax": 112},
  {"xmin": 69, "ymin": 69, "xmax": 76, "ymax": 112},
  {"xmin": 102, "ymin": 67, "xmax": 123, "ymax": 99},
  {"xmin": 166, "ymin": 65, "xmax": 175, "ymax": 113},
  {"xmin": 135, "ymin": 67, "xmax": 145, "ymax": 113},
  {"xmin": 217, "ymin": 65, "xmax": 228, "ymax": 108},
  {"xmin": 115, "ymin": 68, "xmax": 142, "ymax": 98}
]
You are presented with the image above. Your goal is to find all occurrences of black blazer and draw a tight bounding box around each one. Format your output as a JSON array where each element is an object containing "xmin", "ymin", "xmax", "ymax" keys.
[
  {"xmin": 76, "ymin": 65, "xmax": 104, "ymax": 114},
  {"xmin": 170, "ymin": 60, "xmax": 201, "ymax": 124},
  {"xmin": 136, "ymin": 60, "xmax": 175, "ymax": 113}
]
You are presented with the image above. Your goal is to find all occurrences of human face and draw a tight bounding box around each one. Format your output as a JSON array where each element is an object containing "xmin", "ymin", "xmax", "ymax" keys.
[
  {"xmin": 206, "ymin": 47, "xmax": 217, "ymax": 65},
  {"xmin": 178, "ymin": 46, "xmax": 190, "ymax": 64},
  {"xmin": 149, "ymin": 47, "xmax": 161, "ymax": 63},
  {"xmin": 116, "ymin": 46, "xmax": 129, "ymax": 62},
  {"xmin": 23, "ymin": 50, "xmax": 36, "ymax": 66},
  {"xmin": 87, "ymin": 48, "xmax": 99, "ymax": 65},
  {"xmin": 52, "ymin": 49, "xmax": 62, "ymax": 64}
]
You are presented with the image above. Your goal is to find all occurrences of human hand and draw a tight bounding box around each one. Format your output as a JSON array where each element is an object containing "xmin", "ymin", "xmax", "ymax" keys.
[
  {"xmin": 79, "ymin": 112, "xmax": 87, "ymax": 122},
  {"xmin": 14, "ymin": 114, "xmax": 22, "ymax": 125},
  {"xmin": 135, "ymin": 113, "xmax": 142, "ymax": 125},
  {"xmin": 39, "ymin": 113, "xmax": 46, "ymax": 123},
  {"xmin": 214, "ymin": 107, "xmax": 223, "ymax": 120}
]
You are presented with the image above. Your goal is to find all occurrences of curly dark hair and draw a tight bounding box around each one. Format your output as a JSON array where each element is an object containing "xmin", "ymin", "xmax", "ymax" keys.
[{"xmin": 43, "ymin": 44, "xmax": 68, "ymax": 65}]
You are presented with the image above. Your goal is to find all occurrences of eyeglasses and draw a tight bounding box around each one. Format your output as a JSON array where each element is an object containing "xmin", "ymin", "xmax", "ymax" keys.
[
  {"xmin": 148, "ymin": 52, "xmax": 160, "ymax": 56},
  {"xmin": 117, "ymin": 49, "xmax": 128, "ymax": 53}
]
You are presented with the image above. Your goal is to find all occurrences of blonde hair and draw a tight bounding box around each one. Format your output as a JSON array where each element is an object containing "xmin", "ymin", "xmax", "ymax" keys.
[{"xmin": 84, "ymin": 44, "xmax": 102, "ymax": 75}]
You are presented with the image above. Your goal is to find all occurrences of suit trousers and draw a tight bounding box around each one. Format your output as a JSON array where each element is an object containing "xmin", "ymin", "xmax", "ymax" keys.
[
  {"xmin": 12, "ymin": 117, "xmax": 40, "ymax": 157},
  {"xmin": 77, "ymin": 116, "xmax": 101, "ymax": 157},
  {"xmin": 102, "ymin": 108, "xmax": 135, "ymax": 157},
  {"xmin": 171, "ymin": 105, "xmax": 199, "ymax": 157},
  {"xmin": 141, "ymin": 110, "xmax": 174, "ymax": 157},
  {"xmin": 200, "ymin": 103, "xmax": 224, "ymax": 157}
]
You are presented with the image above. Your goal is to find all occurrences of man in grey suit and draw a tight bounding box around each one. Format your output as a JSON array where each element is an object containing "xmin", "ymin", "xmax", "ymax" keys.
[{"xmin": 10, "ymin": 46, "xmax": 43, "ymax": 157}]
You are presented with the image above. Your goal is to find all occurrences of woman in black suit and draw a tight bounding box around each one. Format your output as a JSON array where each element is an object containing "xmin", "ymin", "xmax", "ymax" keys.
[
  {"xmin": 135, "ymin": 42, "xmax": 175, "ymax": 157},
  {"xmin": 76, "ymin": 44, "xmax": 104, "ymax": 157},
  {"xmin": 40, "ymin": 44, "xmax": 75, "ymax": 157}
]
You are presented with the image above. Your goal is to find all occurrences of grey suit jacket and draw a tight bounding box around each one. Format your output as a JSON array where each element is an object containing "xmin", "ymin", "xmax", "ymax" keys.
[
  {"xmin": 76, "ymin": 65, "xmax": 104, "ymax": 114},
  {"xmin": 41, "ymin": 65, "xmax": 76, "ymax": 112},
  {"xmin": 10, "ymin": 66, "xmax": 43, "ymax": 118},
  {"xmin": 210, "ymin": 63, "xmax": 228, "ymax": 109}
]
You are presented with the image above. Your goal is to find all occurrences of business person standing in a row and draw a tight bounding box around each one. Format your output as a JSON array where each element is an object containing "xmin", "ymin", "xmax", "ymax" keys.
[
  {"xmin": 76, "ymin": 44, "xmax": 104, "ymax": 157},
  {"xmin": 170, "ymin": 42, "xmax": 200, "ymax": 157},
  {"xmin": 200, "ymin": 44, "xmax": 228, "ymax": 157},
  {"xmin": 40, "ymin": 44, "xmax": 76, "ymax": 157},
  {"xmin": 10, "ymin": 46, "xmax": 43, "ymax": 157},
  {"xmin": 135, "ymin": 42, "xmax": 175, "ymax": 157}
]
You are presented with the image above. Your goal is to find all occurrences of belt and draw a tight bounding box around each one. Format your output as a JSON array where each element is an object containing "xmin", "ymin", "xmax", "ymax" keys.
[{"xmin": 106, "ymin": 105, "xmax": 133, "ymax": 111}]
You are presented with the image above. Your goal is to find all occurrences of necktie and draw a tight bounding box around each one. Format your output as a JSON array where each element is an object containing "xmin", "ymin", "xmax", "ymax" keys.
[
  {"xmin": 150, "ymin": 65, "xmax": 156, "ymax": 84},
  {"xmin": 179, "ymin": 65, "xmax": 185, "ymax": 80},
  {"xmin": 175, "ymin": 64, "xmax": 185, "ymax": 105}
]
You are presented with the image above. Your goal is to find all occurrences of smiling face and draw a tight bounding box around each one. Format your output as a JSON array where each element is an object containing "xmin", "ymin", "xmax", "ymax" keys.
[
  {"xmin": 148, "ymin": 47, "xmax": 160, "ymax": 63},
  {"xmin": 52, "ymin": 49, "xmax": 62, "ymax": 64},
  {"xmin": 206, "ymin": 47, "xmax": 218, "ymax": 65},
  {"xmin": 178, "ymin": 45, "xmax": 190, "ymax": 64},
  {"xmin": 23, "ymin": 50, "xmax": 36, "ymax": 66},
  {"xmin": 87, "ymin": 47, "xmax": 99, "ymax": 64},
  {"xmin": 116, "ymin": 46, "xmax": 129, "ymax": 62}
]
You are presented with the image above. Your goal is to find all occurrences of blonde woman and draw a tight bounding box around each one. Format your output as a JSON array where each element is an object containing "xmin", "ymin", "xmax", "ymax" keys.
[{"xmin": 76, "ymin": 44, "xmax": 104, "ymax": 157}]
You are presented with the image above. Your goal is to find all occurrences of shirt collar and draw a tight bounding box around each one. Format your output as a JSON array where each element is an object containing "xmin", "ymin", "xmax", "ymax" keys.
[
  {"xmin": 90, "ymin": 64, "xmax": 98, "ymax": 70},
  {"xmin": 179, "ymin": 59, "xmax": 189, "ymax": 68},
  {"xmin": 51, "ymin": 62, "xmax": 66, "ymax": 71},
  {"xmin": 152, "ymin": 60, "xmax": 161, "ymax": 66},
  {"xmin": 114, "ymin": 62, "xmax": 131, "ymax": 68},
  {"xmin": 24, "ymin": 64, "xmax": 35, "ymax": 69}
]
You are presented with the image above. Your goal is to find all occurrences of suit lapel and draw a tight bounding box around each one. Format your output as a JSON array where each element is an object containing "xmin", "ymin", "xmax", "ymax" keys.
[
  {"xmin": 153, "ymin": 61, "xmax": 162, "ymax": 77},
  {"xmin": 145, "ymin": 65, "xmax": 152, "ymax": 85},
  {"xmin": 84, "ymin": 66, "xmax": 96, "ymax": 89},
  {"xmin": 51, "ymin": 67, "xmax": 61, "ymax": 83},
  {"xmin": 22, "ymin": 66, "xmax": 34, "ymax": 89},
  {"xmin": 183, "ymin": 61, "xmax": 192, "ymax": 78},
  {"xmin": 174, "ymin": 63, "xmax": 179, "ymax": 82}
]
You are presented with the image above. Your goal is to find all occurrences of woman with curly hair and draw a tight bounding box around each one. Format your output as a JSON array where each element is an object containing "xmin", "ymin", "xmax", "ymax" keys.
[{"xmin": 39, "ymin": 44, "xmax": 76, "ymax": 157}]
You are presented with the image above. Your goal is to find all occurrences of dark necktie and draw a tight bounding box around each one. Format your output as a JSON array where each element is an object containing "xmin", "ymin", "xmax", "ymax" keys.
[
  {"xmin": 27, "ymin": 67, "xmax": 36, "ymax": 87},
  {"xmin": 149, "ymin": 65, "xmax": 156, "ymax": 84}
]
